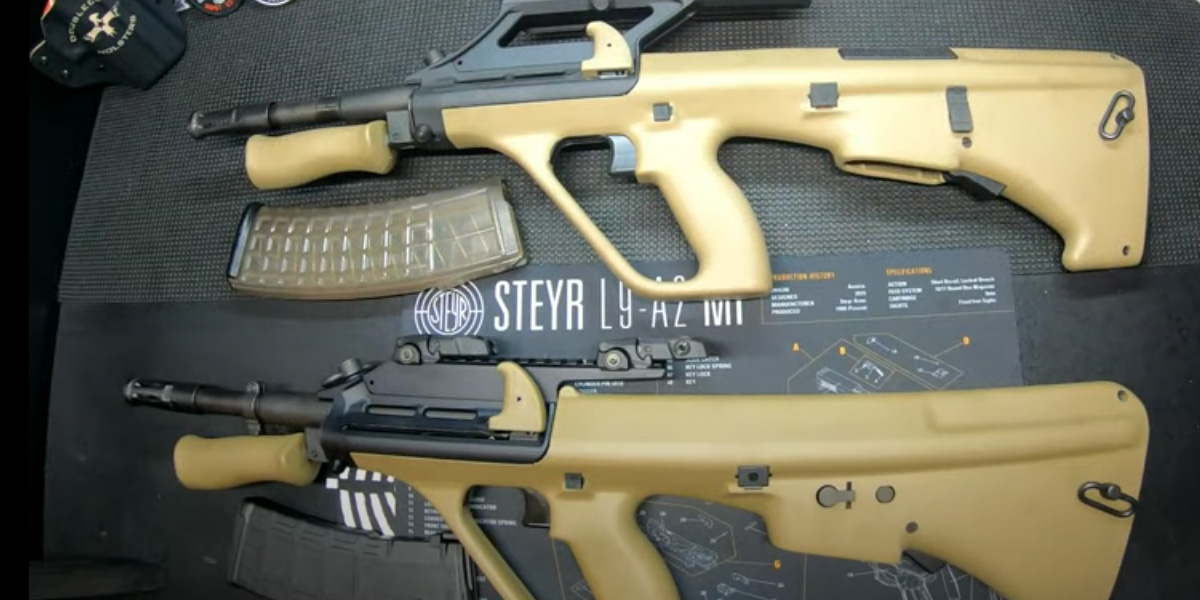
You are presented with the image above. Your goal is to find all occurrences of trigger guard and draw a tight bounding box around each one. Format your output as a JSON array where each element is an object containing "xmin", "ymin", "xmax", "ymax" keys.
[{"xmin": 548, "ymin": 135, "xmax": 637, "ymax": 179}]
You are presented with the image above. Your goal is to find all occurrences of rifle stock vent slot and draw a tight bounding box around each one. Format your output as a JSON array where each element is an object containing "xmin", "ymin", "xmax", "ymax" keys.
[
  {"xmin": 841, "ymin": 161, "xmax": 944, "ymax": 186},
  {"xmin": 366, "ymin": 406, "xmax": 417, "ymax": 418},
  {"xmin": 425, "ymin": 409, "xmax": 479, "ymax": 421}
]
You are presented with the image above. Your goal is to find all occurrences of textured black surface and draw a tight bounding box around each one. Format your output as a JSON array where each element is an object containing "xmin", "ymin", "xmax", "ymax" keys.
[
  {"xmin": 58, "ymin": 0, "xmax": 1200, "ymax": 302},
  {"xmin": 43, "ymin": 266, "xmax": 1200, "ymax": 598}
]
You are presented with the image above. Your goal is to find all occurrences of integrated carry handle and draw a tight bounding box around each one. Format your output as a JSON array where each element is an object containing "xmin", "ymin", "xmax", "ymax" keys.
[{"xmin": 244, "ymin": 122, "xmax": 396, "ymax": 190}]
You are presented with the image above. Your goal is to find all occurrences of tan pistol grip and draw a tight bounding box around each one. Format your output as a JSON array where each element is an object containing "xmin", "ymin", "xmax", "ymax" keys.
[
  {"xmin": 410, "ymin": 484, "xmax": 539, "ymax": 600},
  {"xmin": 173, "ymin": 433, "xmax": 319, "ymax": 490},
  {"xmin": 549, "ymin": 491, "xmax": 679, "ymax": 599},
  {"xmin": 475, "ymin": 132, "xmax": 770, "ymax": 301},
  {"xmin": 629, "ymin": 124, "xmax": 772, "ymax": 299},
  {"xmin": 362, "ymin": 476, "xmax": 679, "ymax": 600},
  {"xmin": 244, "ymin": 121, "xmax": 397, "ymax": 190}
]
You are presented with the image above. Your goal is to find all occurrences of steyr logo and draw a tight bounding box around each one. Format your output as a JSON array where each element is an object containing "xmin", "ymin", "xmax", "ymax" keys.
[
  {"xmin": 83, "ymin": 1, "xmax": 120, "ymax": 43},
  {"xmin": 413, "ymin": 282, "xmax": 485, "ymax": 336}
]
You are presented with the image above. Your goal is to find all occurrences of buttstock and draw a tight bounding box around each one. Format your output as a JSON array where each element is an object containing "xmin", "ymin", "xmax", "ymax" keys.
[
  {"xmin": 827, "ymin": 49, "xmax": 1149, "ymax": 271},
  {"xmin": 750, "ymin": 382, "xmax": 1148, "ymax": 600},
  {"xmin": 173, "ymin": 434, "xmax": 319, "ymax": 490}
]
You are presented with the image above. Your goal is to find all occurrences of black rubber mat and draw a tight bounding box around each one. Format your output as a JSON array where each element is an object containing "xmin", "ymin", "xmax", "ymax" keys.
[{"xmin": 59, "ymin": 0, "xmax": 1200, "ymax": 302}]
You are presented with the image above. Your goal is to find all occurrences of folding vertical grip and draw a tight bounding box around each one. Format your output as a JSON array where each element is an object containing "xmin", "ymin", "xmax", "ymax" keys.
[
  {"xmin": 244, "ymin": 121, "xmax": 397, "ymax": 190},
  {"xmin": 173, "ymin": 434, "xmax": 319, "ymax": 490}
]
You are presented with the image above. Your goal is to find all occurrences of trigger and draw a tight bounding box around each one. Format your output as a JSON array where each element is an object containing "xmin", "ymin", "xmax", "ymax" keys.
[
  {"xmin": 520, "ymin": 489, "xmax": 551, "ymax": 528},
  {"xmin": 606, "ymin": 135, "xmax": 637, "ymax": 179}
]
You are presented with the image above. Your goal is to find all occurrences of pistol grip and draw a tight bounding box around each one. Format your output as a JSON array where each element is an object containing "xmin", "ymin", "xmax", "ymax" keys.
[
  {"xmin": 351, "ymin": 469, "xmax": 679, "ymax": 600},
  {"xmin": 173, "ymin": 434, "xmax": 319, "ymax": 490},
  {"xmin": 504, "ymin": 127, "xmax": 771, "ymax": 300},
  {"xmin": 244, "ymin": 121, "xmax": 396, "ymax": 190},
  {"xmin": 550, "ymin": 491, "xmax": 679, "ymax": 600},
  {"xmin": 408, "ymin": 484, "xmax": 539, "ymax": 600}
]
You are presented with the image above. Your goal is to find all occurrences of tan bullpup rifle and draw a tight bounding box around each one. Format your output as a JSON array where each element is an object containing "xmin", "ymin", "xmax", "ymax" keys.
[
  {"xmin": 125, "ymin": 335, "xmax": 1148, "ymax": 600},
  {"xmin": 186, "ymin": 0, "xmax": 1149, "ymax": 301}
]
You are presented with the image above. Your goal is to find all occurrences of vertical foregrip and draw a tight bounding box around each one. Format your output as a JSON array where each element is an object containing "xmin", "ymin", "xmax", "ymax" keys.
[
  {"xmin": 172, "ymin": 434, "xmax": 319, "ymax": 490},
  {"xmin": 243, "ymin": 121, "xmax": 397, "ymax": 190},
  {"xmin": 550, "ymin": 492, "xmax": 679, "ymax": 600}
]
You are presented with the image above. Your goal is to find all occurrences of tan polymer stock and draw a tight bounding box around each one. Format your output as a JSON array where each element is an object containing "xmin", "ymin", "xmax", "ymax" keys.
[
  {"xmin": 174, "ymin": 374, "xmax": 1147, "ymax": 600},
  {"xmin": 246, "ymin": 24, "xmax": 1149, "ymax": 300}
]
